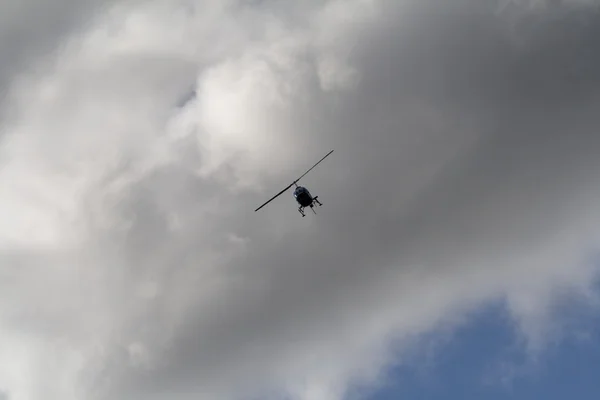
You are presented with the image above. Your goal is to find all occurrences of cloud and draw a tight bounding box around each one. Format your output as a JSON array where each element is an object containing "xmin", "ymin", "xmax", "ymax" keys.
[
  {"xmin": 1, "ymin": 0, "xmax": 600, "ymax": 399},
  {"xmin": 0, "ymin": 0, "xmax": 128, "ymax": 98}
]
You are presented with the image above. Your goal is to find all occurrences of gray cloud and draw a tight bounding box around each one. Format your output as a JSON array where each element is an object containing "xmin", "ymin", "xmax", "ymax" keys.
[
  {"xmin": 0, "ymin": 0, "xmax": 129, "ymax": 99},
  {"xmin": 1, "ymin": 1, "xmax": 600, "ymax": 399}
]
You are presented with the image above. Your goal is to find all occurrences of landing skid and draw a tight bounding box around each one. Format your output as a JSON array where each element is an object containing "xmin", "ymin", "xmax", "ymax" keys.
[{"xmin": 298, "ymin": 196, "xmax": 323, "ymax": 217}]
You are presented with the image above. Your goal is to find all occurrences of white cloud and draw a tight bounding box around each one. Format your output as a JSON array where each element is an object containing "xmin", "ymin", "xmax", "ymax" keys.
[{"xmin": 1, "ymin": 0, "xmax": 600, "ymax": 399}]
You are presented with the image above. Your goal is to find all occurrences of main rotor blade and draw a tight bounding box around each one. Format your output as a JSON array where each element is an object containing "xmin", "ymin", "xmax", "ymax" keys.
[
  {"xmin": 254, "ymin": 182, "xmax": 294, "ymax": 212},
  {"xmin": 294, "ymin": 149, "xmax": 334, "ymax": 183}
]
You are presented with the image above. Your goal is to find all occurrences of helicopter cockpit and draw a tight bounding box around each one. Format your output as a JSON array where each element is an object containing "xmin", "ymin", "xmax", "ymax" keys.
[
  {"xmin": 293, "ymin": 186, "xmax": 313, "ymax": 206},
  {"xmin": 293, "ymin": 186, "xmax": 307, "ymax": 196}
]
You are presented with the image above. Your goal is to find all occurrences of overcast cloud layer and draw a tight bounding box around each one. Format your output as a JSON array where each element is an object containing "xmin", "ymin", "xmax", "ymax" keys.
[{"xmin": 2, "ymin": 0, "xmax": 600, "ymax": 399}]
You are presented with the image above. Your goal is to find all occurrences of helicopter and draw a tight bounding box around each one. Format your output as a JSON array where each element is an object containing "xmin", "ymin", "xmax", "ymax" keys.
[{"xmin": 254, "ymin": 149, "xmax": 334, "ymax": 217}]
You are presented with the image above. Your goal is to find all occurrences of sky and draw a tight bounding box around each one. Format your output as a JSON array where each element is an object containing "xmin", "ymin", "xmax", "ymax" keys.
[
  {"xmin": 2, "ymin": 0, "xmax": 600, "ymax": 399},
  {"xmin": 369, "ymin": 300, "xmax": 600, "ymax": 400}
]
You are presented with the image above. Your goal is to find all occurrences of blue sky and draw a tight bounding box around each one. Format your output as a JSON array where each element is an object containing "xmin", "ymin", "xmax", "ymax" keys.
[{"xmin": 369, "ymin": 300, "xmax": 600, "ymax": 400}]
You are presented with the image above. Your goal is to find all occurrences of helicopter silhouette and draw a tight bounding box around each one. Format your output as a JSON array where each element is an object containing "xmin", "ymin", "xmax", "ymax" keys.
[{"xmin": 254, "ymin": 149, "xmax": 334, "ymax": 217}]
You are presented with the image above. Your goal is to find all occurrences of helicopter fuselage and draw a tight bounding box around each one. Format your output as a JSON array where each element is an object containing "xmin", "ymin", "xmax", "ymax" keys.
[
  {"xmin": 293, "ymin": 186, "xmax": 314, "ymax": 207},
  {"xmin": 293, "ymin": 185, "xmax": 322, "ymax": 216}
]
